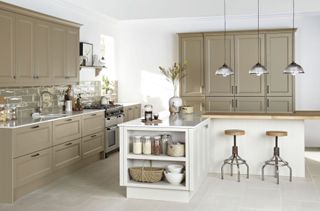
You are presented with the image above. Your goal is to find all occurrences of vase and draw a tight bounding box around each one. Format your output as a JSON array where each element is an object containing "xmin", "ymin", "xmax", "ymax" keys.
[{"xmin": 169, "ymin": 81, "xmax": 182, "ymax": 114}]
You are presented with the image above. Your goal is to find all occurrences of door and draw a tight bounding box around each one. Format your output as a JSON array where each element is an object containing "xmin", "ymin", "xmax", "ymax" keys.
[
  {"xmin": 53, "ymin": 139, "xmax": 81, "ymax": 170},
  {"xmin": 65, "ymin": 27, "xmax": 79, "ymax": 83},
  {"xmin": 0, "ymin": 9, "xmax": 15, "ymax": 84},
  {"xmin": 234, "ymin": 34, "xmax": 265, "ymax": 96},
  {"xmin": 234, "ymin": 97, "xmax": 265, "ymax": 113},
  {"xmin": 205, "ymin": 34, "xmax": 234, "ymax": 96},
  {"xmin": 182, "ymin": 97, "xmax": 205, "ymax": 113},
  {"xmin": 34, "ymin": 20, "xmax": 51, "ymax": 83},
  {"xmin": 105, "ymin": 126, "xmax": 119, "ymax": 153},
  {"xmin": 266, "ymin": 33, "xmax": 293, "ymax": 96},
  {"xmin": 15, "ymin": 14, "xmax": 34, "ymax": 83},
  {"xmin": 180, "ymin": 34, "xmax": 204, "ymax": 97},
  {"xmin": 51, "ymin": 24, "xmax": 66, "ymax": 83},
  {"xmin": 267, "ymin": 97, "xmax": 293, "ymax": 113},
  {"xmin": 205, "ymin": 97, "xmax": 234, "ymax": 112}
]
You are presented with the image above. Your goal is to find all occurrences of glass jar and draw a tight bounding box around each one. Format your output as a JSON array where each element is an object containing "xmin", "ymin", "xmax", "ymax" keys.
[
  {"xmin": 0, "ymin": 104, "xmax": 6, "ymax": 122},
  {"xmin": 161, "ymin": 134, "xmax": 172, "ymax": 155},
  {"xmin": 152, "ymin": 136, "xmax": 161, "ymax": 155},
  {"xmin": 144, "ymin": 104, "xmax": 153, "ymax": 121},
  {"xmin": 143, "ymin": 136, "xmax": 152, "ymax": 155},
  {"xmin": 133, "ymin": 136, "xmax": 142, "ymax": 154}
]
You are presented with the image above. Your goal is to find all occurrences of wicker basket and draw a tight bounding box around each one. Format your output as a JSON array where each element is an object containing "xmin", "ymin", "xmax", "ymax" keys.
[
  {"xmin": 167, "ymin": 143, "xmax": 185, "ymax": 157},
  {"xmin": 129, "ymin": 167, "xmax": 164, "ymax": 183}
]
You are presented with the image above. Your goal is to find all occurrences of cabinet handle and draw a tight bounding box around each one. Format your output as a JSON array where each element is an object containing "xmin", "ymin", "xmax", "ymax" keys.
[
  {"xmin": 267, "ymin": 85, "xmax": 270, "ymax": 94},
  {"xmin": 231, "ymin": 99, "xmax": 234, "ymax": 108},
  {"xmin": 31, "ymin": 153, "xmax": 40, "ymax": 157},
  {"xmin": 13, "ymin": 75, "xmax": 16, "ymax": 79},
  {"xmin": 65, "ymin": 142, "xmax": 72, "ymax": 146},
  {"xmin": 91, "ymin": 134, "xmax": 97, "ymax": 138},
  {"xmin": 235, "ymin": 86, "xmax": 238, "ymax": 94},
  {"xmin": 231, "ymin": 86, "xmax": 234, "ymax": 94},
  {"xmin": 235, "ymin": 99, "xmax": 238, "ymax": 108},
  {"xmin": 267, "ymin": 99, "xmax": 270, "ymax": 107},
  {"xmin": 33, "ymin": 75, "xmax": 36, "ymax": 79},
  {"xmin": 36, "ymin": 75, "xmax": 39, "ymax": 79},
  {"xmin": 90, "ymin": 113, "xmax": 97, "ymax": 116},
  {"xmin": 31, "ymin": 125, "xmax": 40, "ymax": 129},
  {"xmin": 65, "ymin": 119, "xmax": 73, "ymax": 122}
]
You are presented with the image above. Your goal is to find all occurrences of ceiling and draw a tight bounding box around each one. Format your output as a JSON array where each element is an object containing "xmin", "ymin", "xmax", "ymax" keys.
[{"xmin": 61, "ymin": 0, "xmax": 320, "ymax": 20}]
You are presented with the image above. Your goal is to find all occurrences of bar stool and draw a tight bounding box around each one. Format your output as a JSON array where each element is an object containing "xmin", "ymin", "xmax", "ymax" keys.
[
  {"xmin": 221, "ymin": 129, "xmax": 249, "ymax": 182},
  {"xmin": 262, "ymin": 131, "xmax": 292, "ymax": 184}
]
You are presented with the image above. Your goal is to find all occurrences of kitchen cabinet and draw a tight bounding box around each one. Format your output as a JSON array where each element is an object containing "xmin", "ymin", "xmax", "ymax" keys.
[
  {"xmin": 82, "ymin": 112, "xmax": 105, "ymax": 137},
  {"xmin": 65, "ymin": 27, "xmax": 79, "ymax": 83},
  {"xmin": 51, "ymin": 23, "xmax": 66, "ymax": 84},
  {"xmin": 53, "ymin": 139, "xmax": 81, "ymax": 170},
  {"xmin": 266, "ymin": 33, "xmax": 293, "ymax": 96},
  {"xmin": 235, "ymin": 97, "xmax": 265, "ymax": 113},
  {"xmin": 266, "ymin": 97, "xmax": 293, "ymax": 113},
  {"xmin": 205, "ymin": 34, "xmax": 234, "ymax": 96},
  {"xmin": 0, "ymin": 9, "xmax": 15, "ymax": 84},
  {"xmin": 13, "ymin": 122, "xmax": 52, "ymax": 158},
  {"xmin": 205, "ymin": 97, "xmax": 234, "ymax": 112},
  {"xmin": 182, "ymin": 97, "xmax": 205, "ymax": 113},
  {"xmin": 53, "ymin": 116, "xmax": 82, "ymax": 145},
  {"xmin": 180, "ymin": 34, "xmax": 204, "ymax": 97},
  {"xmin": 14, "ymin": 148, "xmax": 52, "ymax": 188},
  {"xmin": 124, "ymin": 104, "xmax": 141, "ymax": 122},
  {"xmin": 82, "ymin": 132, "xmax": 104, "ymax": 158}
]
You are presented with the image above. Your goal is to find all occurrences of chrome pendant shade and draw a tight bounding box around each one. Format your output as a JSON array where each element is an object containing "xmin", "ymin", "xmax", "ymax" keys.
[
  {"xmin": 249, "ymin": 0, "xmax": 268, "ymax": 76},
  {"xmin": 215, "ymin": 0, "xmax": 234, "ymax": 77},
  {"xmin": 283, "ymin": 0, "xmax": 304, "ymax": 76}
]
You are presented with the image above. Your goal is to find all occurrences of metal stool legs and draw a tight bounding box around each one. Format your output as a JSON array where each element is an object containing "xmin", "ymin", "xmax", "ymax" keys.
[
  {"xmin": 221, "ymin": 135, "xmax": 249, "ymax": 182},
  {"xmin": 261, "ymin": 136, "xmax": 292, "ymax": 184}
]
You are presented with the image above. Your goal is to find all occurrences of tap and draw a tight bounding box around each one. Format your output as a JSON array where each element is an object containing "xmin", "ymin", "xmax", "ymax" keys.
[{"xmin": 38, "ymin": 91, "xmax": 53, "ymax": 113}]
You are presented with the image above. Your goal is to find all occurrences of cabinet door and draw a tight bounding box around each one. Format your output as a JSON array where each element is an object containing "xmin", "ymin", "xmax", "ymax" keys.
[
  {"xmin": 15, "ymin": 14, "xmax": 34, "ymax": 83},
  {"xmin": 14, "ymin": 148, "xmax": 52, "ymax": 188},
  {"xmin": 53, "ymin": 139, "xmax": 81, "ymax": 170},
  {"xmin": 51, "ymin": 24, "xmax": 66, "ymax": 83},
  {"xmin": 205, "ymin": 34, "xmax": 234, "ymax": 96},
  {"xmin": 13, "ymin": 122, "xmax": 52, "ymax": 158},
  {"xmin": 133, "ymin": 104, "xmax": 141, "ymax": 119},
  {"xmin": 182, "ymin": 97, "xmax": 205, "ymax": 113},
  {"xmin": 82, "ymin": 132, "xmax": 104, "ymax": 158},
  {"xmin": 0, "ymin": 9, "xmax": 15, "ymax": 84},
  {"xmin": 180, "ymin": 34, "xmax": 204, "ymax": 97},
  {"xmin": 53, "ymin": 116, "xmax": 82, "ymax": 145},
  {"xmin": 82, "ymin": 112, "xmax": 105, "ymax": 137},
  {"xmin": 266, "ymin": 33, "xmax": 293, "ymax": 96},
  {"xmin": 267, "ymin": 97, "xmax": 293, "ymax": 113},
  {"xmin": 234, "ymin": 34, "xmax": 265, "ymax": 96},
  {"xmin": 65, "ymin": 27, "xmax": 79, "ymax": 83},
  {"xmin": 235, "ymin": 97, "xmax": 265, "ymax": 113},
  {"xmin": 127, "ymin": 106, "xmax": 135, "ymax": 121},
  {"xmin": 205, "ymin": 97, "xmax": 234, "ymax": 112},
  {"xmin": 34, "ymin": 20, "xmax": 51, "ymax": 83}
]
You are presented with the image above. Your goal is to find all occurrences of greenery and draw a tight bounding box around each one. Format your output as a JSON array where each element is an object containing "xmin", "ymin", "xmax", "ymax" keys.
[
  {"xmin": 158, "ymin": 62, "xmax": 187, "ymax": 85},
  {"xmin": 102, "ymin": 76, "xmax": 113, "ymax": 92}
]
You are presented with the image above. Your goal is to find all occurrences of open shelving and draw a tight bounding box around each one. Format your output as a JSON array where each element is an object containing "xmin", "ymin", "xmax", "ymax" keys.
[
  {"xmin": 127, "ymin": 153, "xmax": 186, "ymax": 162},
  {"xmin": 127, "ymin": 180, "xmax": 187, "ymax": 190}
]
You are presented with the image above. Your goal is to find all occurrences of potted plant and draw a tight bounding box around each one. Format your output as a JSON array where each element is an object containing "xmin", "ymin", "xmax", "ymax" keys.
[
  {"xmin": 158, "ymin": 62, "xmax": 186, "ymax": 114},
  {"xmin": 102, "ymin": 76, "xmax": 114, "ymax": 95}
]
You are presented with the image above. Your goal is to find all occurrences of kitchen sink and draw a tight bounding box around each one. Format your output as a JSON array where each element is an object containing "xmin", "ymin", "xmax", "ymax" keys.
[{"xmin": 32, "ymin": 113, "xmax": 68, "ymax": 120}]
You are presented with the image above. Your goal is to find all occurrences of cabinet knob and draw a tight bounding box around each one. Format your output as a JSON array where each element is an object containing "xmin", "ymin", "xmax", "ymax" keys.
[{"xmin": 13, "ymin": 75, "xmax": 16, "ymax": 79}]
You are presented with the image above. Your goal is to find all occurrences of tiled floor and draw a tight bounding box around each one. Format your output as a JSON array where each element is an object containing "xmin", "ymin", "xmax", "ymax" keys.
[{"xmin": 1, "ymin": 150, "xmax": 320, "ymax": 211}]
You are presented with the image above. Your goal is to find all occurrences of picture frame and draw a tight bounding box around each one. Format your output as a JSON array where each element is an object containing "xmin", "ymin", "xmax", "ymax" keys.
[{"xmin": 80, "ymin": 42, "xmax": 93, "ymax": 66}]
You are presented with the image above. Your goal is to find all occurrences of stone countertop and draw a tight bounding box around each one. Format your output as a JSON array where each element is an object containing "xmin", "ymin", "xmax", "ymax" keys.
[
  {"xmin": 118, "ymin": 102, "xmax": 141, "ymax": 107},
  {"xmin": 202, "ymin": 111, "xmax": 320, "ymax": 120},
  {"xmin": 0, "ymin": 109, "xmax": 105, "ymax": 129},
  {"xmin": 118, "ymin": 112, "xmax": 208, "ymax": 129}
]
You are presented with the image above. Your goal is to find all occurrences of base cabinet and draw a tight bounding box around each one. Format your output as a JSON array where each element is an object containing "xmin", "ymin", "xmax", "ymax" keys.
[
  {"xmin": 53, "ymin": 139, "xmax": 81, "ymax": 170},
  {"xmin": 124, "ymin": 104, "xmax": 141, "ymax": 122},
  {"xmin": 267, "ymin": 97, "xmax": 293, "ymax": 113},
  {"xmin": 206, "ymin": 97, "xmax": 234, "ymax": 112},
  {"xmin": 53, "ymin": 116, "xmax": 81, "ymax": 145},
  {"xmin": 82, "ymin": 132, "xmax": 104, "ymax": 158},
  {"xmin": 182, "ymin": 97, "xmax": 205, "ymax": 113},
  {"xmin": 235, "ymin": 97, "xmax": 266, "ymax": 113}
]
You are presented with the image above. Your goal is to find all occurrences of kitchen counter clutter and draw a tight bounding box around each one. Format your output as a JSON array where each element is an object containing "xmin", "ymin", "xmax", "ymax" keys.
[{"xmin": 0, "ymin": 110, "xmax": 105, "ymax": 203}]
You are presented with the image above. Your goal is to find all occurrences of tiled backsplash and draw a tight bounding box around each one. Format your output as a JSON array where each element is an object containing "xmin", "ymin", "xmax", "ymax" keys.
[{"xmin": 0, "ymin": 81, "xmax": 102, "ymax": 119}]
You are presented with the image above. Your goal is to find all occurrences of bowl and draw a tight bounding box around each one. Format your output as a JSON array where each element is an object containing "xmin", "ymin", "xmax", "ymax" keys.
[
  {"xmin": 167, "ymin": 164, "xmax": 184, "ymax": 173},
  {"xmin": 164, "ymin": 171, "xmax": 184, "ymax": 185}
]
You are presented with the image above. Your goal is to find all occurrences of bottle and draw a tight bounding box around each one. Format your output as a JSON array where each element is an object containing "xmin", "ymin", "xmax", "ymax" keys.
[
  {"xmin": 143, "ymin": 136, "xmax": 152, "ymax": 155},
  {"xmin": 152, "ymin": 136, "xmax": 161, "ymax": 155},
  {"xmin": 133, "ymin": 136, "xmax": 142, "ymax": 154},
  {"xmin": 76, "ymin": 94, "xmax": 83, "ymax": 111},
  {"xmin": 161, "ymin": 134, "xmax": 172, "ymax": 155}
]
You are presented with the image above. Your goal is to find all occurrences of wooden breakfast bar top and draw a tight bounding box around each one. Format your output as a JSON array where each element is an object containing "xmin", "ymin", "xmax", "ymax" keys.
[{"xmin": 202, "ymin": 111, "xmax": 320, "ymax": 120}]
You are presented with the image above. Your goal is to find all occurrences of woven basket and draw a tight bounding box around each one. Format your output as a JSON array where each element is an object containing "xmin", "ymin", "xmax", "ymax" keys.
[
  {"xmin": 129, "ymin": 167, "xmax": 164, "ymax": 183},
  {"xmin": 167, "ymin": 143, "xmax": 185, "ymax": 157}
]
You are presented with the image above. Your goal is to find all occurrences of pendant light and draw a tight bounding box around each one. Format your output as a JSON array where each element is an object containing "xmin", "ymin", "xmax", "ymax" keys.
[
  {"xmin": 215, "ymin": 0, "xmax": 233, "ymax": 77},
  {"xmin": 283, "ymin": 0, "xmax": 304, "ymax": 75},
  {"xmin": 249, "ymin": 0, "xmax": 268, "ymax": 76}
]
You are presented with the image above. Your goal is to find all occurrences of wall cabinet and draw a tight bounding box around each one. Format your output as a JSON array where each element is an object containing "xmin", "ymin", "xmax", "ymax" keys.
[
  {"xmin": 182, "ymin": 97, "xmax": 205, "ymax": 113},
  {"xmin": 53, "ymin": 139, "xmax": 81, "ymax": 170}
]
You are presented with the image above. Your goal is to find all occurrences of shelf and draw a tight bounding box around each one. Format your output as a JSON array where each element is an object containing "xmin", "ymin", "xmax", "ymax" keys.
[
  {"xmin": 127, "ymin": 180, "xmax": 187, "ymax": 190},
  {"xmin": 127, "ymin": 153, "xmax": 186, "ymax": 162}
]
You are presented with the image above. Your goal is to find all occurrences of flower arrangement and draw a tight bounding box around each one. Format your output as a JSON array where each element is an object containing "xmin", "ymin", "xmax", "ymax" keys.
[{"xmin": 158, "ymin": 63, "xmax": 187, "ymax": 86}]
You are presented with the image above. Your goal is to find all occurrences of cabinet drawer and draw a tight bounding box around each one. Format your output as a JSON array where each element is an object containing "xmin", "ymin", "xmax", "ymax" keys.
[
  {"xmin": 82, "ymin": 112, "xmax": 104, "ymax": 137},
  {"xmin": 53, "ymin": 116, "xmax": 81, "ymax": 145},
  {"xmin": 13, "ymin": 122, "xmax": 52, "ymax": 158},
  {"xmin": 14, "ymin": 148, "xmax": 52, "ymax": 188},
  {"xmin": 53, "ymin": 139, "xmax": 81, "ymax": 170},
  {"xmin": 82, "ymin": 132, "xmax": 104, "ymax": 158}
]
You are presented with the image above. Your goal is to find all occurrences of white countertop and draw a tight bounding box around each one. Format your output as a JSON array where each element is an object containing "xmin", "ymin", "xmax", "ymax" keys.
[
  {"xmin": 119, "ymin": 112, "xmax": 207, "ymax": 129},
  {"xmin": 0, "ymin": 109, "xmax": 104, "ymax": 129},
  {"xmin": 119, "ymin": 102, "xmax": 141, "ymax": 107}
]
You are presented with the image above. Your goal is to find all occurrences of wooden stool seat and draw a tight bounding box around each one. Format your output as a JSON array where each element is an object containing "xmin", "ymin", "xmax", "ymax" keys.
[
  {"xmin": 225, "ymin": 129, "xmax": 245, "ymax": 136},
  {"xmin": 266, "ymin": 131, "xmax": 288, "ymax": 137}
]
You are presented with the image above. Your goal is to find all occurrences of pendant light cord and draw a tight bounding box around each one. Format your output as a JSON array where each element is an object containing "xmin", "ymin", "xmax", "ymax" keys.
[
  {"xmin": 257, "ymin": 0, "xmax": 260, "ymax": 63},
  {"xmin": 224, "ymin": 0, "xmax": 227, "ymax": 64},
  {"xmin": 292, "ymin": 0, "xmax": 295, "ymax": 61}
]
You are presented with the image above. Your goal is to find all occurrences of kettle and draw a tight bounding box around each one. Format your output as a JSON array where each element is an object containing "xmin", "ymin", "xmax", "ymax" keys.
[{"xmin": 100, "ymin": 96, "xmax": 109, "ymax": 105}]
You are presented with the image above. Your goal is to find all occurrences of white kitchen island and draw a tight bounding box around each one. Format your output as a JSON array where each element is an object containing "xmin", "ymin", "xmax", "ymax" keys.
[{"xmin": 118, "ymin": 113, "xmax": 209, "ymax": 202}]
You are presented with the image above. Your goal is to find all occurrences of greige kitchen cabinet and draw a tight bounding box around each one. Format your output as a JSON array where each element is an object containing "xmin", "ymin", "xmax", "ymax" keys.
[
  {"xmin": 234, "ymin": 34, "xmax": 265, "ymax": 97},
  {"xmin": 13, "ymin": 122, "xmax": 52, "ymax": 158},
  {"xmin": 14, "ymin": 148, "xmax": 52, "ymax": 188},
  {"xmin": 267, "ymin": 97, "xmax": 293, "ymax": 113},
  {"xmin": 235, "ymin": 97, "xmax": 266, "ymax": 113},
  {"xmin": 82, "ymin": 132, "xmax": 104, "ymax": 158},
  {"xmin": 266, "ymin": 32, "xmax": 293, "ymax": 96},
  {"xmin": 182, "ymin": 97, "xmax": 205, "ymax": 113},
  {"xmin": 124, "ymin": 104, "xmax": 141, "ymax": 122},
  {"xmin": 205, "ymin": 34, "xmax": 234, "ymax": 96},
  {"xmin": 53, "ymin": 116, "xmax": 82, "ymax": 145},
  {"xmin": 51, "ymin": 23, "xmax": 66, "ymax": 83},
  {"xmin": 82, "ymin": 112, "xmax": 105, "ymax": 137},
  {"xmin": 179, "ymin": 34, "xmax": 204, "ymax": 97},
  {"xmin": 205, "ymin": 97, "xmax": 234, "ymax": 112},
  {"xmin": 53, "ymin": 139, "xmax": 81, "ymax": 170},
  {"xmin": 65, "ymin": 27, "xmax": 80, "ymax": 83},
  {"xmin": 0, "ymin": 9, "xmax": 15, "ymax": 84}
]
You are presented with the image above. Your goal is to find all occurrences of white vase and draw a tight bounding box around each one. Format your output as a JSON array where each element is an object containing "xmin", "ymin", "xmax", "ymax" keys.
[{"xmin": 169, "ymin": 82, "xmax": 182, "ymax": 114}]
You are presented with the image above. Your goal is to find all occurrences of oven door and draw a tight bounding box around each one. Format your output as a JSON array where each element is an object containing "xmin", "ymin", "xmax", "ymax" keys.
[{"xmin": 105, "ymin": 125, "xmax": 119, "ymax": 153}]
